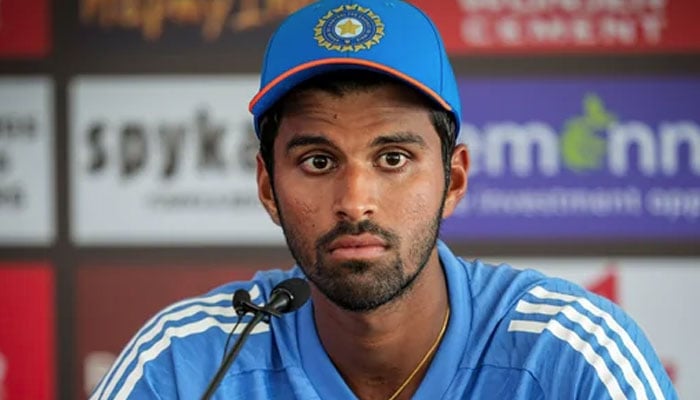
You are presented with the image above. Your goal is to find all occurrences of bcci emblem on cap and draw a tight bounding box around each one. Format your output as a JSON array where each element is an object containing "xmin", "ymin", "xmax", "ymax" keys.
[{"xmin": 314, "ymin": 4, "xmax": 384, "ymax": 52}]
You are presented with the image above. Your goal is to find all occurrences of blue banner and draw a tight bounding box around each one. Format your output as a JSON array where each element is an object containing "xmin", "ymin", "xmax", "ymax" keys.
[{"xmin": 442, "ymin": 78, "xmax": 700, "ymax": 239}]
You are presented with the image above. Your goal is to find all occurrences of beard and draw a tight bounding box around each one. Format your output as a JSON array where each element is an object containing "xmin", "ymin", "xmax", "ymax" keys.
[{"xmin": 278, "ymin": 204, "xmax": 444, "ymax": 313}]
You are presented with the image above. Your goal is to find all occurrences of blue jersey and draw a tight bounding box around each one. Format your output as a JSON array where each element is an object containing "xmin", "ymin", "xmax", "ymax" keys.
[{"xmin": 91, "ymin": 241, "xmax": 677, "ymax": 399}]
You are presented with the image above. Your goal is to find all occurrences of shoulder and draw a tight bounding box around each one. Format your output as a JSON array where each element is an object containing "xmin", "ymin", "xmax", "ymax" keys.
[
  {"xmin": 90, "ymin": 267, "xmax": 303, "ymax": 400},
  {"xmin": 439, "ymin": 244, "xmax": 676, "ymax": 399},
  {"xmin": 490, "ymin": 273, "xmax": 677, "ymax": 399}
]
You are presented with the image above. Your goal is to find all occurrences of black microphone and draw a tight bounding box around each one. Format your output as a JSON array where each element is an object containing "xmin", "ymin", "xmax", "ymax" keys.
[
  {"xmin": 265, "ymin": 277, "xmax": 311, "ymax": 315},
  {"xmin": 201, "ymin": 278, "xmax": 310, "ymax": 400},
  {"xmin": 232, "ymin": 289, "xmax": 251, "ymax": 317}
]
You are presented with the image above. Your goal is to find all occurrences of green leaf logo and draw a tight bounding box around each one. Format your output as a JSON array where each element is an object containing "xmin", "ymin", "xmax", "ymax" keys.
[{"xmin": 561, "ymin": 94, "xmax": 616, "ymax": 172}]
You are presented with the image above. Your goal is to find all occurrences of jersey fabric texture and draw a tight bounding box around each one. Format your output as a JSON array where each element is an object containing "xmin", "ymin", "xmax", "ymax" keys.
[{"xmin": 91, "ymin": 241, "xmax": 677, "ymax": 399}]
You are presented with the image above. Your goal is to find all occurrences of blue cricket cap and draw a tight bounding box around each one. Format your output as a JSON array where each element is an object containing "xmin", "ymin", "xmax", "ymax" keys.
[{"xmin": 248, "ymin": 0, "xmax": 461, "ymax": 137}]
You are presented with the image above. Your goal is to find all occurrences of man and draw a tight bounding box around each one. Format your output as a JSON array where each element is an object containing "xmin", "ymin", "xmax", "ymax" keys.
[{"xmin": 92, "ymin": 0, "xmax": 677, "ymax": 399}]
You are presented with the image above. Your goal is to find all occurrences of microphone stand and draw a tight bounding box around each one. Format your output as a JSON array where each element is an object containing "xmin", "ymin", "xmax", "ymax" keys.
[{"xmin": 200, "ymin": 299, "xmax": 280, "ymax": 400}]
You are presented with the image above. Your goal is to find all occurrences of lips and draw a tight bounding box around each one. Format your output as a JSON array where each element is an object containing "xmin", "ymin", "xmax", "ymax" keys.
[{"xmin": 327, "ymin": 234, "xmax": 388, "ymax": 259}]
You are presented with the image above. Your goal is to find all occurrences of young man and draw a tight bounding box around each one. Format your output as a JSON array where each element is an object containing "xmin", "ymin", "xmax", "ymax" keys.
[{"xmin": 92, "ymin": 1, "xmax": 677, "ymax": 399}]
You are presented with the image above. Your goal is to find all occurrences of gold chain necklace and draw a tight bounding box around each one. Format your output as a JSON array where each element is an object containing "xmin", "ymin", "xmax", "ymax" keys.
[{"xmin": 386, "ymin": 306, "xmax": 450, "ymax": 400}]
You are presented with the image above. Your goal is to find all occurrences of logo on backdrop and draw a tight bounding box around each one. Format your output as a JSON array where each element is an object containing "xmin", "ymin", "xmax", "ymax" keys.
[
  {"xmin": 409, "ymin": 0, "xmax": 700, "ymax": 54},
  {"xmin": 458, "ymin": 0, "xmax": 668, "ymax": 48},
  {"xmin": 439, "ymin": 78, "xmax": 700, "ymax": 240},
  {"xmin": 83, "ymin": 106, "xmax": 261, "ymax": 211},
  {"xmin": 71, "ymin": 77, "xmax": 283, "ymax": 244},
  {"xmin": 85, "ymin": 108, "xmax": 257, "ymax": 181},
  {"xmin": 0, "ymin": 112, "xmax": 36, "ymax": 208},
  {"xmin": 463, "ymin": 93, "xmax": 700, "ymax": 179},
  {"xmin": 460, "ymin": 92, "xmax": 700, "ymax": 222},
  {"xmin": 80, "ymin": 0, "xmax": 314, "ymax": 41},
  {"xmin": 0, "ymin": 78, "xmax": 54, "ymax": 244}
]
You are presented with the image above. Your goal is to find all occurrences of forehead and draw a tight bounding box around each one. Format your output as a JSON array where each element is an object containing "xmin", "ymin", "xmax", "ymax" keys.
[
  {"xmin": 277, "ymin": 83, "xmax": 438, "ymax": 141},
  {"xmin": 284, "ymin": 81, "xmax": 433, "ymax": 115}
]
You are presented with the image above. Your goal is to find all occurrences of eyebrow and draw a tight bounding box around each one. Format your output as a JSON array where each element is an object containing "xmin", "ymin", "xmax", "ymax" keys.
[
  {"xmin": 284, "ymin": 131, "xmax": 428, "ymax": 155},
  {"xmin": 370, "ymin": 132, "xmax": 427, "ymax": 148},
  {"xmin": 285, "ymin": 134, "xmax": 336, "ymax": 155}
]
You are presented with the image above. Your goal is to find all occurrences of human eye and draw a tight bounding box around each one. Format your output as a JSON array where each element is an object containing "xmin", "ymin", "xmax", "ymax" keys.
[
  {"xmin": 376, "ymin": 151, "xmax": 410, "ymax": 170},
  {"xmin": 299, "ymin": 154, "xmax": 336, "ymax": 174}
]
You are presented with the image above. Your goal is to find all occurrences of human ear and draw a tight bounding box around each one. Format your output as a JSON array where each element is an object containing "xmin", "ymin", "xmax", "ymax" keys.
[
  {"xmin": 441, "ymin": 144, "xmax": 469, "ymax": 218},
  {"xmin": 256, "ymin": 152, "xmax": 281, "ymax": 226}
]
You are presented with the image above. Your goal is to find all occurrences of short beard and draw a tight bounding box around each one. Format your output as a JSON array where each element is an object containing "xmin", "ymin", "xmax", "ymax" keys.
[{"xmin": 278, "ymin": 205, "xmax": 444, "ymax": 313}]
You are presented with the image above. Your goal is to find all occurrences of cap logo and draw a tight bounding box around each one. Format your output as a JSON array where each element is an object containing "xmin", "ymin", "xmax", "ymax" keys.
[{"xmin": 314, "ymin": 4, "xmax": 384, "ymax": 52}]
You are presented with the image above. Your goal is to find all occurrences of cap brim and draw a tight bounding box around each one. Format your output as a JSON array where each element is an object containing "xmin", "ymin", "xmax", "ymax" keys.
[{"xmin": 248, "ymin": 57, "xmax": 453, "ymax": 116}]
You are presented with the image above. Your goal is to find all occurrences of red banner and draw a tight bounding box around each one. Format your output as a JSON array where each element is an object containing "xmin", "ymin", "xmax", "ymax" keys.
[
  {"xmin": 411, "ymin": 0, "xmax": 700, "ymax": 54},
  {"xmin": 0, "ymin": 262, "xmax": 55, "ymax": 400},
  {"xmin": 0, "ymin": 0, "xmax": 50, "ymax": 57}
]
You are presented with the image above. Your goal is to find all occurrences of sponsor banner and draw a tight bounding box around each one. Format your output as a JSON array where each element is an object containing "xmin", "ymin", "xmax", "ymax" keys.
[
  {"xmin": 0, "ymin": 0, "xmax": 50, "ymax": 57},
  {"xmin": 441, "ymin": 77, "xmax": 700, "ymax": 240},
  {"xmin": 0, "ymin": 78, "xmax": 55, "ymax": 244},
  {"xmin": 75, "ymin": 263, "xmax": 259, "ymax": 399},
  {"xmin": 70, "ymin": 76, "xmax": 283, "ymax": 245},
  {"xmin": 412, "ymin": 0, "xmax": 700, "ymax": 54},
  {"xmin": 72, "ymin": 0, "xmax": 313, "ymax": 53},
  {"xmin": 0, "ymin": 262, "xmax": 55, "ymax": 400},
  {"xmin": 468, "ymin": 255, "xmax": 698, "ymax": 399}
]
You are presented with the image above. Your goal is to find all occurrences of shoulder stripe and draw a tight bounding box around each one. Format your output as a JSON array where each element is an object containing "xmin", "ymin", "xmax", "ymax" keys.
[
  {"xmin": 114, "ymin": 317, "xmax": 270, "ymax": 400},
  {"xmin": 529, "ymin": 286, "xmax": 578, "ymax": 302},
  {"xmin": 528, "ymin": 286, "xmax": 664, "ymax": 400},
  {"xmin": 515, "ymin": 300, "xmax": 564, "ymax": 316},
  {"xmin": 547, "ymin": 319, "xmax": 627, "ymax": 399},
  {"xmin": 512, "ymin": 300, "xmax": 649, "ymax": 400},
  {"xmin": 92, "ymin": 285, "xmax": 261, "ymax": 399},
  {"xmin": 508, "ymin": 320, "xmax": 547, "ymax": 334}
]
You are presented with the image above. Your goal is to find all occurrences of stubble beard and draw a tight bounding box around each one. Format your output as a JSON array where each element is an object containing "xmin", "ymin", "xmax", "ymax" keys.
[{"xmin": 278, "ymin": 204, "xmax": 445, "ymax": 313}]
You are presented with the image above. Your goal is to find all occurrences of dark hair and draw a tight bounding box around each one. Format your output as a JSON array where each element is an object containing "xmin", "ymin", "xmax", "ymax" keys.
[{"xmin": 258, "ymin": 70, "xmax": 457, "ymax": 185}]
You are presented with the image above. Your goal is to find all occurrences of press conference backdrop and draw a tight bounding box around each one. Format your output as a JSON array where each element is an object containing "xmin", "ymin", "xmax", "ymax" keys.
[{"xmin": 0, "ymin": 0, "xmax": 698, "ymax": 399}]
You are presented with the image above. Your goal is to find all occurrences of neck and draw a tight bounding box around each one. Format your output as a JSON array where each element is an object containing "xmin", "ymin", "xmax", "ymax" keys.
[{"xmin": 312, "ymin": 250, "xmax": 449, "ymax": 400}]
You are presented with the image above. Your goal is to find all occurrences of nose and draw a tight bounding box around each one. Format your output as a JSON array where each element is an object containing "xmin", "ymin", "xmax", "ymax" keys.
[{"xmin": 332, "ymin": 162, "xmax": 377, "ymax": 222}]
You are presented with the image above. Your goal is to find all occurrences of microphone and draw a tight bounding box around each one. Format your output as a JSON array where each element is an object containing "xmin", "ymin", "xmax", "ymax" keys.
[
  {"xmin": 201, "ymin": 278, "xmax": 310, "ymax": 400},
  {"xmin": 265, "ymin": 277, "xmax": 311, "ymax": 315},
  {"xmin": 232, "ymin": 289, "xmax": 251, "ymax": 317}
]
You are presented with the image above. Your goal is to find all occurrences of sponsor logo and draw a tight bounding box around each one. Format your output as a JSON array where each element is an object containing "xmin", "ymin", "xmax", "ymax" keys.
[
  {"xmin": 458, "ymin": 0, "xmax": 667, "ymax": 48},
  {"xmin": 0, "ymin": 112, "xmax": 37, "ymax": 208},
  {"xmin": 82, "ymin": 107, "xmax": 262, "ymax": 212},
  {"xmin": 314, "ymin": 4, "xmax": 384, "ymax": 52},
  {"xmin": 71, "ymin": 77, "xmax": 282, "ymax": 244},
  {"xmin": 455, "ymin": 91, "xmax": 700, "ymax": 224},
  {"xmin": 463, "ymin": 94, "xmax": 700, "ymax": 178},
  {"xmin": 85, "ymin": 108, "xmax": 256, "ymax": 181},
  {"xmin": 80, "ymin": 0, "xmax": 314, "ymax": 41},
  {"xmin": 411, "ymin": 0, "xmax": 700, "ymax": 54},
  {"xmin": 0, "ymin": 78, "xmax": 54, "ymax": 244}
]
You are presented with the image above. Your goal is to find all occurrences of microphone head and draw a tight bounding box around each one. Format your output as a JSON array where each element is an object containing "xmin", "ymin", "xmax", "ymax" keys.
[
  {"xmin": 232, "ymin": 289, "xmax": 251, "ymax": 316},
  {"xmin": 271, "ymin": 278, "xmax": 310, "ymax": 313}
]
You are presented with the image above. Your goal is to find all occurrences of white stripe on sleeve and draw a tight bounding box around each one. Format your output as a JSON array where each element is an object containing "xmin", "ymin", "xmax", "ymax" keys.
[
  {"xmin": 113, "ymin": 317, "xmax": 270, "ymax": 400},
  {"xmin": 528, "ymin": 286, "xmax": 664, "ymax": 400},
  {"xmin": 92, "ymin": 285, "xmax": 261, "ymax": 399},
  {"xmin": 513, "ymin": 300, "xmax": 649, "ymax": 400}
]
